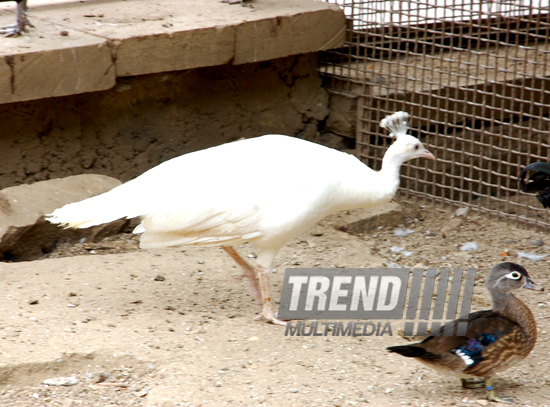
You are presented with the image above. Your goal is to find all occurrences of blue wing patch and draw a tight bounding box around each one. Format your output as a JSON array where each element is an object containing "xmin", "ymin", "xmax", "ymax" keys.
[{"xmin": 450, "ymin": 333, "xmax": 500, "ymax": 367}]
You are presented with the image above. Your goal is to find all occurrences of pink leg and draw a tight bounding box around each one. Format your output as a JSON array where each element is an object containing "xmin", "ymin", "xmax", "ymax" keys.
[
  {"xmin": 222, "ymin": 246, "xmax": 260, "ymax": 301},
  {"xmin": 222, "ymin": 246, "xmax": 286, "ymax": 326},
  {"xmin": 253, "ymin": 264, "xmax": 286, "ymax": 326}
]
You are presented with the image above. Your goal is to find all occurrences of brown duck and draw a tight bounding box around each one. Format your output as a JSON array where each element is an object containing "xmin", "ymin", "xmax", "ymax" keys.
[{"xmin": 388, "ymin": 262, "xmax": 544, "ymax": 403}]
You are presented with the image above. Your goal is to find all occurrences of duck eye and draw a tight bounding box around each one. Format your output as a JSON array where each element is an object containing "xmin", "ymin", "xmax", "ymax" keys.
[
  {"xmin": 414, "ymin": 144, "xmax": 419, "ymax": 150},
  {"xmin": 507, "ymin": 271, "xmax": 522, "ymax": 280}
]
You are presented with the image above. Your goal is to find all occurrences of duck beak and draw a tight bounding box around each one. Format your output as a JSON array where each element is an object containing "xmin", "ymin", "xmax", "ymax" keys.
[
  {"xmin": 423, "ymin": 150, "xmax": 436, "ymax": 160},
  {"xmin": 523, "ymin": 277, "xmax": 544, "ymax": 291}
]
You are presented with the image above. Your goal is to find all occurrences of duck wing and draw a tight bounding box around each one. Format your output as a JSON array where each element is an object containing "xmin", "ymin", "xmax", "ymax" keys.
[{"xmin": 389, "ymin": 311, "xmax": 521, "ymax": 377}]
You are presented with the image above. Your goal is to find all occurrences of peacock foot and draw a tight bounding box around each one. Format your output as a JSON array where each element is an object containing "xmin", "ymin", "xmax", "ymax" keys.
[{"xmin": 254, "ymin": 310, "xmax": 287, "ymax": 326}]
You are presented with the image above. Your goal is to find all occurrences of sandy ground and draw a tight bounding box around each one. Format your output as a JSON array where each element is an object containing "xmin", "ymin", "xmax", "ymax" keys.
[{"xmin": 1, "ymin": 200, "xmax": 550, "ymax": 407}]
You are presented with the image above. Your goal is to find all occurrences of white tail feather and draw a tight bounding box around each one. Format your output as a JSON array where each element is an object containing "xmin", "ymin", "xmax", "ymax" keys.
[
  {"xmin": 380, "ymin": 111, "xmax": 409, "ymax": 138},
  {"xmin": 46, "ymin": 184, "xmax": 145, "ymax": 229}
]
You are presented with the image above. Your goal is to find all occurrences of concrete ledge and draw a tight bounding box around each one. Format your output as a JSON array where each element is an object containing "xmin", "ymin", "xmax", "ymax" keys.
[
  {"xmin": 0, "ymin": 0, "xmax": 345, "ymax": 104},
  {"xmin": 0, "ymin": 26, "xmax": 115, "ymax": 104}
]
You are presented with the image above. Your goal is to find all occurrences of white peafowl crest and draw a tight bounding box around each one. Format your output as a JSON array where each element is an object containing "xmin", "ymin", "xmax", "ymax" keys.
[{"xmin": 380, "ymin": 111, "xmax": 409, "ymax": 138}]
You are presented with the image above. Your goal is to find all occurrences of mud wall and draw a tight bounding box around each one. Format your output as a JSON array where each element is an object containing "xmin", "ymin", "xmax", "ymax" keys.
[{"xmin": 0, "ymin": 53, "xmax": 330, "ymax": 188}]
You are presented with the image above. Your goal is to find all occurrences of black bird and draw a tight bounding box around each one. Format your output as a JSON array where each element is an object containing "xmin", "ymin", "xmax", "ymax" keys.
[
  {"xmin": 0, "ymin": 0, "xmax": 31, "ymax": 37},
  {"xmin": 518, "ymin": 162, "xmax": 550, "ymax": 208},
  {"xmin": 388, "ymin": 262, "xmax": 543, "ymax": 403}
]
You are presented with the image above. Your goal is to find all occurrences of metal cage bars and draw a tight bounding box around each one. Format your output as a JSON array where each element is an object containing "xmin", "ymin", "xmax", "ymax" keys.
[{"xmin": 320, "ymin": 0, "xmax": 550, "ymax": 230}]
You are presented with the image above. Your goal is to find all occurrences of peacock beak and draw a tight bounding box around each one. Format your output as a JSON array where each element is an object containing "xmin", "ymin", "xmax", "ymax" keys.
[
  {"xmin": 423, "ymin": 150, "xmax": 436, "ymax": 160},
  {"xmin": 523, "ymin": 276, "xmax": 544, "ymax": 291}
]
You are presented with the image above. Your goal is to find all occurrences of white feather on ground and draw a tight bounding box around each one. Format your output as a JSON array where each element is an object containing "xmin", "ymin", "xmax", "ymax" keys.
[{"xmin": 47, "ymin": 111, "xmax": 435, "ymax": 325}]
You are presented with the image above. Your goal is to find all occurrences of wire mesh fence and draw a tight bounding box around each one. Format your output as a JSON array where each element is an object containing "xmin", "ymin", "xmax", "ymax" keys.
[{"xmin": 319, "ymin": 0, "xmax": 550, "ymax": 230}]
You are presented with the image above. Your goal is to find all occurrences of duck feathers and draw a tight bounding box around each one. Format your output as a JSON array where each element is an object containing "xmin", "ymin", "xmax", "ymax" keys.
[{"xmin": 389, "ymin": 309, "xmax": 526, "ymax": 378}]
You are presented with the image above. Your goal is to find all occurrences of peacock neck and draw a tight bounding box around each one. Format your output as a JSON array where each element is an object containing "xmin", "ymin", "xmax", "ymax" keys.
[
  {"xmin": 378, "ymin": 148, "xmax": 406, "ymax": 190},
  {"xmin": 380, "ymin": 144, "xmax": 407, "ymax": 178},
  {"xmin": 332, "ymin": 146, "xmax": 406, "ymax": 212}
]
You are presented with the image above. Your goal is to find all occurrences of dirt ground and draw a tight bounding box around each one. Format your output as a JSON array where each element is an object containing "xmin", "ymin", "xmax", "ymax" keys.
[{"xmin": 1, "ymin": 199, "xmax": 550, "ymax": 407}]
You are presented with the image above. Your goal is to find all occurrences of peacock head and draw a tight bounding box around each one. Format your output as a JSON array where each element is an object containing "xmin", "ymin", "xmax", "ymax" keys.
[{"xmin": 380, "ymin": 111, "xmax": 435, "ymax": 163}]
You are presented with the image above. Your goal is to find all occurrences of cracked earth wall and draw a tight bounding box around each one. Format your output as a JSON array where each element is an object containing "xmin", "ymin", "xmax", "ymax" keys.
[{"xmin": 0, "ymin": 53, "xmax": 329, "ymax": 187}]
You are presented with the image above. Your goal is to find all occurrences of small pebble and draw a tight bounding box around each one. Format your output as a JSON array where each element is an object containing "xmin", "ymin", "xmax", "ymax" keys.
[
  {"xmin": 43, "ymin": 377, "xmax": 78, "ymax": 386},
  {"xmin": 531, "ymin": 239, "xmax": 544, "ymax": 247},
  {"xmin": 460, "ymin": 242, "xmax": 478, "ymax": 251},
  {"xmin": 136, "ymin": 387, "xmax": 150, "ymax": 397},
  {"xmin": 95, "ymin": 372, "xmax": 110, "ymax": 383},
  {"xmin": 394, "ymin": 228, "xmax": 414, "ymax": 237}
]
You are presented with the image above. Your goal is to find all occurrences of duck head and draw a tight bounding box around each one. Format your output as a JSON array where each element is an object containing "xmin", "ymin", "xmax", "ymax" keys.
[{"xmin": 485, "ymin": 262, "xmax": 544, "ymax": 294}]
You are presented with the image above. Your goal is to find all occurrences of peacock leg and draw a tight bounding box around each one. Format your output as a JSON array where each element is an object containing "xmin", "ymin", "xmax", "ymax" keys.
[
  {"xmin": 222, "ymin": 246, "xmax": 261, "ymax": 302},
  {"xmin": 253, "ymin": 264, "xmax": 286, "ymax": 326}
]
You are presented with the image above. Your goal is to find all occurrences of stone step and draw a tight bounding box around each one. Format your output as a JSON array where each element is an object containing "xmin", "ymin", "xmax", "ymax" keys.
[{"xmin": 0, "ymin": 0, "xmax": 345, "ymax": 104}]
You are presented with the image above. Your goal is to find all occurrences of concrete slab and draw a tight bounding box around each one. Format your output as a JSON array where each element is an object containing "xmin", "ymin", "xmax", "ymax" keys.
[
  {"xmin": 0, "ymin": 0, "xmax": 345, "ymax": 103},
  {"xmin": 232, "ymin": 1, "xmax": 346, "ymax": 64},
  {"xmin": 0, "ymin": 14, "xmax": 115, "ymax": 104}
]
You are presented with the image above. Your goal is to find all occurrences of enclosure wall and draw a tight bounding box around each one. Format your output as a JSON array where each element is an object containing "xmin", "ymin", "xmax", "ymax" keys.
[{"xmin": 0, "ymin": 54, "xmax": 328, "ymax": 188}]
